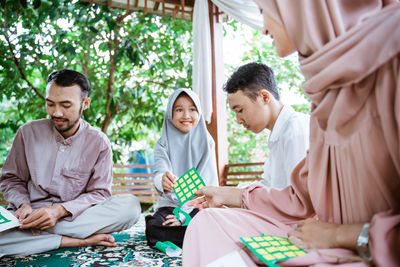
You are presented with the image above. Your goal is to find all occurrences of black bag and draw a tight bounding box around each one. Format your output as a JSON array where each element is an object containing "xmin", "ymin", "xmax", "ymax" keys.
[{"xmin": 145, "ymin": 206, "xmax": 199, "ymax": 248}]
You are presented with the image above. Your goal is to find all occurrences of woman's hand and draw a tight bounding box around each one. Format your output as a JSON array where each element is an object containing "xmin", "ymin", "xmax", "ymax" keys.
[
  {"xmin": 162, "ymin": 171, "xmax": 177, "ymax": 192},
  {"xmin": 162, "ymin": 214, "xmax": 182, "ymax": 226},
  {"xmin": 187, "ymin": 186, "xmax": 242, "ymax": 210},
  {"xmin": 288, "ymin": 218, "xmax": 362, "ymax": 250}
]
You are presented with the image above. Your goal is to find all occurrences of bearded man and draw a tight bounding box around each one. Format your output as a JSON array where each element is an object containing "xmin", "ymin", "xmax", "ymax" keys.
[{"xmin": 0, "ymin": 69, "xmax": 140, "ymax": 256}]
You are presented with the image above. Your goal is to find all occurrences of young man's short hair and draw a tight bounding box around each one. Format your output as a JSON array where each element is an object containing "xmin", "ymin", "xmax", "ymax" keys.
[
  {"xmin": 224, "ymin": 62, "xmax": 280, "ymax": 101},
  {"xmin": 47, "ymin": 69, "xmax": 91, "ymax": 98}
]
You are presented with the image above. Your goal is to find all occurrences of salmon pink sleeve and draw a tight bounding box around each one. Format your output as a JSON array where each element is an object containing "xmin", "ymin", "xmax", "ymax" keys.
[{"xmin": 241, "ymin": 156, "xmax": 315, "ymax": 224}]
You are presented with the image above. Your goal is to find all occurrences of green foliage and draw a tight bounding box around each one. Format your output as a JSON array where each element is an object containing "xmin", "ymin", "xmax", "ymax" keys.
[
  {"xmin": 240, "ymin": 29, "xmax": 306, "ymax": 98},
  {"xmin": 292, "ymin": 103, "xmax": 311, "ymax": 113},
  {"xmin": 0, "ymin": 3, "xmax": 310, "ymax": 166},
  {"xmin": 0, "ymin": 0, "xmax": 192, "ymax": 162}
]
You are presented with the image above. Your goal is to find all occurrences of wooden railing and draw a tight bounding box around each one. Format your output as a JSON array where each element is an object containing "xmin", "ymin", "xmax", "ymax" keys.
[
  {"xmin": 112, "ymin": 164, "xmax": 158, "ymax": 202},
  {"xmin": 222, "ymin": 162, "xmax": 264, "ymax": 186},
  {"xmin": 1, "ymin": 161, "xmax": 266, "ymax": 205}
]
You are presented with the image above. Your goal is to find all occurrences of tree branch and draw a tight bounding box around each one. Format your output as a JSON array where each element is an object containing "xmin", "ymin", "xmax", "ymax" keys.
[
  {"xmin": 2, "ymin": 8, "xmax": 45, "ymax": 100},
  {"xmin": 101, "ymin": 10, "xmax": 134, "ymax": 132},
  {"xmin": 116, "ymin": 105, "xmax": 129, "ymax": 115},
  {"xmin": 101, "ymin": 30, "xmax": 119, "ymax": 132},
  {"xmin": 116, "ymin": 10, "xmax": 134, "ymax": 23},
  {"xmin": 0, "ymin": 54, "xmax": 13, "ymax": 60},
  {"xmin": 139, "ymin": 79, "xmax": 173, "ymax": 88},
  {"xmin": 82, "ymin": 40, "xmax": 92, "ymax": 76},
  {"xmin": 118, "ymin": 107, "xmax": 129, "ymax": 115}
]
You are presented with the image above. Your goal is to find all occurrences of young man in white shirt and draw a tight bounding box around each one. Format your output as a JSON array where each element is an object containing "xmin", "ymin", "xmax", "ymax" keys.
[{"xmin": 224, "ymin": 62, "xmax": 310, "ymax": 189}]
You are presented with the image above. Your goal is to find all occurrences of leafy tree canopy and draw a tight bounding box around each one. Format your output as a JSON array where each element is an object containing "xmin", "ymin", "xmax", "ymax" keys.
[
  {"xmin": 0, "ymin": 0, "xmax": 192, "ymax": 162},
  {"xmin": 0, "ymin": 2, "xmax": 309, "ymax": 165}
]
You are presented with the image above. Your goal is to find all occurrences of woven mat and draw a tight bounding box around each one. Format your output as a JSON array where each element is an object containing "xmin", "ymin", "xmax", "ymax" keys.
[{"xmin": 0, "ymin": 214, "xmax": 182, "ymax": 267}]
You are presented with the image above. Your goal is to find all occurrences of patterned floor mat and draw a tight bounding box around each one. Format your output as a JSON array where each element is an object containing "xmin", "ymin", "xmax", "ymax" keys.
[{"xmin": 0, "ymin": 214, "xmax": 182, "ymax": 267}]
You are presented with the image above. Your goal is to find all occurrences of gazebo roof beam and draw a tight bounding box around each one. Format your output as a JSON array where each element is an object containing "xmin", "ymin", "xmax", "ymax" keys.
[{"xmin": 82, "ymin": 0, "xmax": 195, "ymax": 21}]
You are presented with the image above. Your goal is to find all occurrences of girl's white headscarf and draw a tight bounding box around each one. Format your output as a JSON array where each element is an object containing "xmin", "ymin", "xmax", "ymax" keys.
[{"xmin": 153, "ymin": 88, "xmax": 218, "ymax": 211}]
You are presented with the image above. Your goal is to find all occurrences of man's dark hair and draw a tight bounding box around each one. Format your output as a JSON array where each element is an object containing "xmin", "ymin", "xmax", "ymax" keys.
[
  {"xmin": 47, "ymin": 69, "xmax": 91, "ymax": 98},
  {"xmin": 224, "ymin": 62, "xmax": 280, "ymax": 101}
]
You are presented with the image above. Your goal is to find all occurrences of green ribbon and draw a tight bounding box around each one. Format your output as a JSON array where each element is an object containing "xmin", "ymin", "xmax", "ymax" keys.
[{"xmin": 173, "ymin": 206, "xmax": 192, "ymax": 226}]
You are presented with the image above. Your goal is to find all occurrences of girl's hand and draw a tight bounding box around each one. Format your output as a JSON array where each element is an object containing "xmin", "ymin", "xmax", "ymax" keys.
[
  {"xmin": 162, "ymin": 171, "xmax": 177, "ymax": 192},
  {"xmin": 162, "ymin": 214, "xmax": 182, "ymax": 226}
]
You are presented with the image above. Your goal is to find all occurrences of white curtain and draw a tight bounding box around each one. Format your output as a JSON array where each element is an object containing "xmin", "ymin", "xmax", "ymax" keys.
[
  {"xmin": 211, "ymin": 0, "xmax": 263, "ymax": 32},
  {"xmin": 192, "ymin": 0, "xmax": 263, "ymax": 123},
  {"xmin": 192, "ymin": 0, "xmax": 212, "ymax": 123}
]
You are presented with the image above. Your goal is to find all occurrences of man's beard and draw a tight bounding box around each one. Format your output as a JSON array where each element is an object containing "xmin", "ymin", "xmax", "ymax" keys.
[{"xmin": 52, "ymin": 103, "xmax": 83, "ymax": 134}]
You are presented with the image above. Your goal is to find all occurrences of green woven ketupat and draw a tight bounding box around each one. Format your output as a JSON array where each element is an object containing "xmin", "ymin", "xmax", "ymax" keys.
[
  {"xmin": 240, "ymin": 234, "xmax": 307, "ymax": 266},
  {"xmin": 172, "ymin": 167, "xmax": 205, "ymax": 226},
  {"xmin": 173, "ymin": 167, "xmax": 205, "ymax": 205}
]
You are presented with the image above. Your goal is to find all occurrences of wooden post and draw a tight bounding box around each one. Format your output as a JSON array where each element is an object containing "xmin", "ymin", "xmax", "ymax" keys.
[{"xmin": 207, "ymin": 0, "xmax": 228, "ymax": 185}]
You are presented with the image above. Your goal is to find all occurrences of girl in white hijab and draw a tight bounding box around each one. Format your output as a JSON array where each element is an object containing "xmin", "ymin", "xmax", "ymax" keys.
[{"xmin": 145, "ymin": 88, "xmax": 218, "ymax": 248}]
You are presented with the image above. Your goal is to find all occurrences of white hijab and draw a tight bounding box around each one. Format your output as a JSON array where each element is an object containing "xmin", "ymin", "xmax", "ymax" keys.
[{"xmin": 153, "ymin": 88, "xmax": 218, "ymax": 210}]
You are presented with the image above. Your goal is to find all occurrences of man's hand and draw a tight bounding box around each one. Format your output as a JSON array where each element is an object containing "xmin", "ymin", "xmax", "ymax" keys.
[
  {"xmin": 162, "ymin": 214, "xmax": 182, "ymax": 226},
  {"xmin": 162, "ymin": 171, "xmax": 177, "ymax": 192},
  {"xmin": 14, "ymin": 203, "xmax": 33, "ymax": 222},
  {"xmin": 288, "ymin": 218, "xmax": 362, "ymax": 250},
  {"xmin": 187, "ymin": 186, "xmax": 242, "ymax": 210},
  {"xmin": 19, "ymin": 205, "xmax": 70, "ymax": 231}
]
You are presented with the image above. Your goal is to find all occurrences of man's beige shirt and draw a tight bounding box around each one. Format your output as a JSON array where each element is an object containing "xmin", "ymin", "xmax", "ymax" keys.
[{"xmin": 0, "ymin": 119, "xmax": 113, "ymax": 220}]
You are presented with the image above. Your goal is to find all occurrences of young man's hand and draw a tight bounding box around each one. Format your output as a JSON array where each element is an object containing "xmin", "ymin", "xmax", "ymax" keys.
[
  {"xmin": 188, "ymin": 186, "xmax": 242, "ymax": 209},
  {"xmin": 19, "ymin": 205, "xmax": 70, "ymax": 231},
  {"xmin": 14, "ymin": 203, "xmax": 33, "ymax": 222},
  {"xmin": 162, "ymin": 171, "xmax": 177, "ymax": 192}
]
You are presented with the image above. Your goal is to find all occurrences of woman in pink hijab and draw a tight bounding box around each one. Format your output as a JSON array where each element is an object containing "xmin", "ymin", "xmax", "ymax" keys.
[{"xmin": 182, "ymin": 0, "xmax": 400, "ymax": 266}]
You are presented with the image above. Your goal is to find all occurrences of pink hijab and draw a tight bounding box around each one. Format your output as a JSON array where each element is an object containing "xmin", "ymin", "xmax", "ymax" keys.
[
  {"xmin": 252, "ymin": 0, "xmax": 400, "ymax": 219},
  {"xmin": 255, "ymin": 0, "xmax": 397, "ymax": 57}
]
